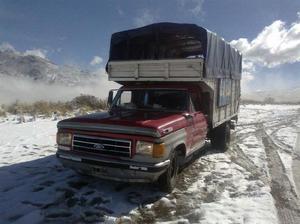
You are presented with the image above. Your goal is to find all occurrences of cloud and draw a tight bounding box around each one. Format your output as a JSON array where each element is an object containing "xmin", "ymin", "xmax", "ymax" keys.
[
  {"xmin": 24, "ymin": 49, "xmax": 48, "ymax": 59},
  {"xmin": 190, "ymin": 0, "xmax": 205, "ymax": 16},
  {"xmin": 133, "ymin": 9, "xmax": 158, "ymax": 27},
  {"xmin": 241, "ymin": 60, "xmax": 255, "ymax": 92},
  {"xmin": 230, "ymin": 12, "xmax": 300, "ymax": 93},
  {"xmin": 90, "ymin": 56, "xmax": 103, "ymax": 66},
  {"xmin": 178, "ymin": 0, "xmax": 205, "ymax": 17},
  {"xmin": 230, "ymin": 15, "xmax": 300, "ymax": 68},
  {"xmin": 0, "ymin": 67, "xmax": 120, "ymax": 104},
  {"xmin": 0, "ymin": 42, "xmax": 49, "ymax": 59},
  {"xmin": 117, "ymin": 6, "xmax": 124, "ymax": 16}
]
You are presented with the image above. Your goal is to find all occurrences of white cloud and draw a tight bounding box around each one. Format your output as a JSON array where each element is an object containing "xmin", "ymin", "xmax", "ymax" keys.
[
  {"xmin": 230, "ymin": 17, "xmax": 300, "ymax": 68},
  {"xmin": 90, "ymin": 56, "xmax": 103, "ymax": 66},
  {"xmin": 0, "ymin": 42, "xmax": 48, "ymax": 59},
  {"xmin": 117, "ymin": 6, "xmax": 124, "ymax": 16},
  {"xmin": 24, "ymin": 49, "xmax": 48, "ymax": 59},
  {"xmin": 91, "ymin": 67, "xmax": 120, "ymax": 95},
  {"xmin": 230, "ymin": 38, "xmax": 250, "ymax": 53},
  {"xmin": 190, "ymin": 0, "xmax": 205, "ymax": 16},
  {"xmin": 230, "ymin": 12, "xmax": 300, "ymax": 92},
  {"xmin": 241, "ymin": 60, "xmax": 255, "ymax": 92},
  {"xmin": 133, "ymin": 9, "xmax": 157, "ymax": 27},
  {"xmin": 178, "ymin": 0, "xmax": 205, "ymax": 17}
]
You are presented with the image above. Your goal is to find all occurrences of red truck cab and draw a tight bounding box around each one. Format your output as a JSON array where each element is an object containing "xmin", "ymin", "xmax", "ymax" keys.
[{"xmin": 57, "ymin": 83, "xmax": 207, "ymax": 192}]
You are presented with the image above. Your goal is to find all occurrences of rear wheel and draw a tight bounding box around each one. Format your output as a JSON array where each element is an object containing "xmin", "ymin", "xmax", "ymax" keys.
[
  {"xmin": 158, "ymin": 151, "xmax": 179, "ymax": 193},
  {"xmin": 210, "ymin": 122, "xmax": 231, "ymax": 152}
]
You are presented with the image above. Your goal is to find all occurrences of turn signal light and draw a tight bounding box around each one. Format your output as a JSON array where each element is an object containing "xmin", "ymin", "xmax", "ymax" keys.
[{"xmin": 152, "ymin": 143, "xmax": 165, "ymax": 158}]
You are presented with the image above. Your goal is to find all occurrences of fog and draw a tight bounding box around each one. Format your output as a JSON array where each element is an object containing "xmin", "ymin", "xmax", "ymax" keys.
[
  {"xmin": 1, "ymin": 72, "xmax": 299, "ymax": 105},
  {"xmin": 0, "ymin": 75, "xmax": 120, "ymax": 105}
]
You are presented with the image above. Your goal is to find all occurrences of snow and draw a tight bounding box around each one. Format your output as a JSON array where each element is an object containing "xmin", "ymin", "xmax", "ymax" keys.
[
  {"xmin": 183, "ymin": 154, "xmax": 277, "ymax": 224},
  {"xmin": 238, "ymin": 135, "xmax": 269, "ymax": 176},
  {"xmin": 200, "ymin": 195, "xmax": 277, "ymax": 224},
  {"xmin": 275, "ymin": 127, "xmax": 297, "ymax": 148},
  {"xmin": 1, "ymin": 104, "xmax": 299, "ymax": 223},
  {"xmin": 0, "ymin": 116, "xmax": 165, "ymax": 223},
  {"xmin": 277, "ymin": 151, "xmax": 296, "ymax": 189},
  {"xmin": 295, "ymin": 131, "xmax": 300, "ymax": 155},
  {"xmin": 293, "ymin": 131, "xmax": 300, "ymax": 197},
  {"xmin": 0, "ymin": 116, "xmax": 57, "ymax": 166},
  {"xmin": 238, "ymin": 104, "xmax": 300, "ymax": 199},
  {"xmin": 239, "ymin": 104, "xmax": 300, "ymax": 126}
]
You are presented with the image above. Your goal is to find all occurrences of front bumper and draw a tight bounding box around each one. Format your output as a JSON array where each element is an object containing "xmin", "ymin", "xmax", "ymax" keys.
[{"xmin": 56, "ymin": 150, "xmax": 170, "ymax": 183}]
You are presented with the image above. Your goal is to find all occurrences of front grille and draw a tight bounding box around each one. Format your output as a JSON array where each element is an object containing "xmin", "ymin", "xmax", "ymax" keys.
[{"xmin": 72, "ymin": 135, "xmax": 131, "ymax": 157}]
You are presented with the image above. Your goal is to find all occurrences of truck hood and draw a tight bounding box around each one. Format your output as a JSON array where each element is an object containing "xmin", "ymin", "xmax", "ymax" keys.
[{"xmin": 58, "ymin": 110, "xmax": 187, "ymax": 137}]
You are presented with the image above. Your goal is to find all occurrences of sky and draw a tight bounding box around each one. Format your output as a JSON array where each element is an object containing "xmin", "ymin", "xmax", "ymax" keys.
[{"xmin": 0, "ymin": 0, "xmax": 300, "ymax": 93}]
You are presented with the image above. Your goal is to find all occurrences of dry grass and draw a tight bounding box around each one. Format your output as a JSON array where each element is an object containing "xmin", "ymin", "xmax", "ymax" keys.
[
  {"xmin": 0, "ymin": 109, "xmax": 6, "ymax": 117},
  {"xmin": 2, "ymin": 94, "xmax": 107, "ymax": 117}
]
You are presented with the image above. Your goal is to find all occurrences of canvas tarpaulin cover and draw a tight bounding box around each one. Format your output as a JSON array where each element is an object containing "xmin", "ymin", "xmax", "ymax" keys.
[{"xmin": 107, "ymin": 22, "xmax": 242, "ymax": 80}]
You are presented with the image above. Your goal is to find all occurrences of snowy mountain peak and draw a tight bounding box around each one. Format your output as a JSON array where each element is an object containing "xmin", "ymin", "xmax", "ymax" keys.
[{"xmin": 0, "ymin": 49, "xmax": 93, "ymax": 86}]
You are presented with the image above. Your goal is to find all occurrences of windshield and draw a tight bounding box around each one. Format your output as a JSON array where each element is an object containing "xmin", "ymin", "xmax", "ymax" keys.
[{"xmin": 111, "ymin": 89, "xmax": 188, "ymax": 112}]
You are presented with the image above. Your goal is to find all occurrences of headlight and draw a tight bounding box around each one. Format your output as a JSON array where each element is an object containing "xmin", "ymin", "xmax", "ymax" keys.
[
  {"xmin": 57, "ymin": 132, "xmax": 72, "ymax": 146},
  {"xmin": 136, "ymin": 141, "xmax": 153, "ymax": 156},
  {"xmin": 136, "ymin": 141, "xmax": 165, "ymax": 158}
]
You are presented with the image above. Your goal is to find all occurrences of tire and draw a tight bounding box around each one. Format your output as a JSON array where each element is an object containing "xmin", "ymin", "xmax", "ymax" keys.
[
  {"xmin": 210, "ymin": 122, "xmax": 231, "ymax": 152},
  {"xmin": 158, "ymin": 150, "xmax": 179, "ymax": 193},
  {"xmin": 74, "ymin": 169, "xmax": 90, "ymax": 177}
]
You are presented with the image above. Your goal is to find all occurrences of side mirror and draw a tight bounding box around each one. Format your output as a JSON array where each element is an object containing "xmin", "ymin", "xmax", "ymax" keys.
[{"xmin": 107, "ymin": 89, "xmax": 118, "ymax": 108}]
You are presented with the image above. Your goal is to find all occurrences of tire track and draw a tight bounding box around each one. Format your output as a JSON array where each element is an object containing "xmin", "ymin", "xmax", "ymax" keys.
[
  {"xmin": 229, "ymin": 142, "xmax": 269, "ymax": 185},
  {"xmin": 266, "ymin": 113, "xmax": 300, "ymax": 152},
  {"xmin": 261, "ymin": 126, "xmax": 300, "ymax": 224},
  {"xmin": 230, "ymin": 126, "xmax": 270, "ymax": 184},
  {"xmin": 292, "ymin": 131, "xmax": 300, "ymax": 198},
  {"xmin": 234, "ymin": 113, "xmax": 300, "ymax": 224}
]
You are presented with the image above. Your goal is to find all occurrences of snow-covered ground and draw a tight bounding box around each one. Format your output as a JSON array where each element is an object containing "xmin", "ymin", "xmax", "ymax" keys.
[
  {"xmin": 0, "ymin": 115, "xmax": 57, "ymax": 166},
  {"xmin": 0, "ymin": 105, "xmax": 300, "ymax": 223},
  {"xmin": 240, "ymin": 104, "xmax": 300, "ymax": 197}
]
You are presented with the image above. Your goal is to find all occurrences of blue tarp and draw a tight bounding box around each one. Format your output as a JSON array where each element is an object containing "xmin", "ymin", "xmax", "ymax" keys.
[{"xmin": 107, "ymin": 22, "xmax": 242, "ymax": 80}]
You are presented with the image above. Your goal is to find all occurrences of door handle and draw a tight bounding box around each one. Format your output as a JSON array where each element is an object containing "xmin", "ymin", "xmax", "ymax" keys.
[{"xmin": 183, "ymin": 113, "xmax": 193, "ymax": 120}]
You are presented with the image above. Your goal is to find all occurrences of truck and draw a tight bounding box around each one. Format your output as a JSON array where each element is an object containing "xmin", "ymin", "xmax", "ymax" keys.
[{"xmin": 56, "ymin": 23, "xmax": 242, "ymax": 192}]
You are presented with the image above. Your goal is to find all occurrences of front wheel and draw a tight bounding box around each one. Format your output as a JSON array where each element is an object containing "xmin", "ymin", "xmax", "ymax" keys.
[{"xmin": 157, "ymin": 151, "xmax": 179, "ymax": 193}]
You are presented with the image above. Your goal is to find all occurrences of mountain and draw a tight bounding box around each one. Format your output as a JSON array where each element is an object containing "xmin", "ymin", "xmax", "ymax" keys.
[
  {"xmin": 0, "ymin": 49, "xmax": 94, "ymax": 86},
  {"xmin": 0, "ymin": 48, "xmax": 119, "ymax": 104}
]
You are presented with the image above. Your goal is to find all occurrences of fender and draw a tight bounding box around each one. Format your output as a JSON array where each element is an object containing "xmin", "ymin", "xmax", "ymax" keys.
[{"xmin": 161, "ymin": 128, "xmax": 187, "ymax": 158}]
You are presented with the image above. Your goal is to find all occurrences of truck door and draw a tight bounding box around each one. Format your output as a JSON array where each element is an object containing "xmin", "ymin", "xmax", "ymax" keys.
[{"xmin": 190, "ymin": 91, "xmax": 208, "ymax": 151}]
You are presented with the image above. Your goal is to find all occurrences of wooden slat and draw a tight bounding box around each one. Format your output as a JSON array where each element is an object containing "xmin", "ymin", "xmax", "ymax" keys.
[{"xmin": 108, "ymin": 59, "xmax": 204, "ymax": 81}]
